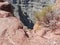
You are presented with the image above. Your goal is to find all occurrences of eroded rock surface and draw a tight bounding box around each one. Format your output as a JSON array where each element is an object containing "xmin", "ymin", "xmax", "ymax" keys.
[
  {"xmin": 0, "ymin": 10, "xmax": 13, "ymax": 17},
  {"xmin": 0, "ymin": 0, "xmax": 60, "ymax": 45},
  {"xmin": 0, "ymin": 1, "xmax": 13, "ymax": 14}
]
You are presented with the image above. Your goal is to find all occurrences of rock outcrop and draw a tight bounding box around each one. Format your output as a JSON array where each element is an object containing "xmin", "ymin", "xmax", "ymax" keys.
[
  {"xmin": 0, "ymin": 0, "xmax": 60, "ymax": 45},
  {"xmin": 0, "ymin": 1, "xmax": 13, "ymax": 14}
]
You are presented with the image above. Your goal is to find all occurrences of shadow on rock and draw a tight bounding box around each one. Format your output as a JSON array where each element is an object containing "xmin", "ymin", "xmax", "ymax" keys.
[{"xmin": 18, "ymin": 6, "xmax": 34, "ymax": 29}]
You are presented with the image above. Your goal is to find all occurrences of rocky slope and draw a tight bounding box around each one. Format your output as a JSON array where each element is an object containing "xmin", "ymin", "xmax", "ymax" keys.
[
  {"xmin": 8, "ymin": 0, "xmax": 56, "ymax": 29},
  {"xmin": 0, "ymin": 0, "xmax": 60, "ymax": 45}
]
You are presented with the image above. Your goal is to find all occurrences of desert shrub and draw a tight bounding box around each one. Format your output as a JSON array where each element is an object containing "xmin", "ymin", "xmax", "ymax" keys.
[{"xmin": 34, "ymin": 5, "xmax": 55, "ymax": 24}]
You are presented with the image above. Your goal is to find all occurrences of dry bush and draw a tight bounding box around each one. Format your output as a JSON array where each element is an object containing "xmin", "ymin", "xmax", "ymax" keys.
[
  {"xmin": 34, "ymin": 5, "xmax": 55, "ymax": 24},
  {"xmin": 33, "ymin": 5, "xmax": 56, "ymax": 31}
]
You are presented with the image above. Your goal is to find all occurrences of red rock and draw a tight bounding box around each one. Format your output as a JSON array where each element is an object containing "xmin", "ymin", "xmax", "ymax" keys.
[
  {"xmin": 54, "ymin": 29, "xmax": 60, "ymax": 35},
  {"xmin": 0, "ymin": 16, "xmax": 27, "ymax": 45},
  {"xmin": 0, "ymin": 0, "xmax": 4, "ymax": 2},
  {"xmin": 0, "ymin": 17, "xmax": 23, "ymax": 36},
  {"xmin": 0, "ymin": 0, "xmax": 60, "ymax": 45},
  {"xmin": 0, "ymin": 10, "xmax": 12, "ymax": 18},
  {"xmin": 0, "ymin": 2, "xmax": 13, "ymax": 14},
  {"xmin": 0, "ymin": 16, "xmax": 60, "ymax": 45},
  {"xmin": 0, "ymin": 14, "xmax": 60, "ymax": 45}
]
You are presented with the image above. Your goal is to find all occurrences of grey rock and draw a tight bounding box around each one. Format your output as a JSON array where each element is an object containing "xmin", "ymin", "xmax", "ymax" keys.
[{"xmin": 5, "ymin": 0, "xmax": 56, "ymax": 29}]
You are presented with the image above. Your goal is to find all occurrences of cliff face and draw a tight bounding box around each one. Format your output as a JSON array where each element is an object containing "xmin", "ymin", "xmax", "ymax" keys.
[
  {"xmin": 6, "ymin": 0, "xmax": 56, "ymax": 29},
  {"xmin": 0, "ymin": 0, "xmax": 60, "ymax": 45}
]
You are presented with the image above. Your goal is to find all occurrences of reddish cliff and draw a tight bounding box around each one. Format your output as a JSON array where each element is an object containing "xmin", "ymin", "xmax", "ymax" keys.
[{"xmin": 0, "ymin": 0, "xmax": 60, "ymax": 45}]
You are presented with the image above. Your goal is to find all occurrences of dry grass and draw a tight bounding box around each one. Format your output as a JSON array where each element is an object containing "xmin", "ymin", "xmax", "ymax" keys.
[{"xmin": 34, "ymin": 5, "xmax": 55, "ymax": 23}]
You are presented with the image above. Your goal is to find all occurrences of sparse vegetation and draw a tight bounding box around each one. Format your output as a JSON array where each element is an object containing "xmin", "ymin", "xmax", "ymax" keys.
[
  {"xmin": 34, "ymin": 5, "xmax": 55, "ymax": 23},
  {"xmin": 33, "ymin": 4, "xmax": 56, "ymax": 31}
]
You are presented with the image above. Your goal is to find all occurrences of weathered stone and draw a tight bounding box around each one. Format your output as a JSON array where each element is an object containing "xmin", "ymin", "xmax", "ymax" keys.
[
  {"xmin": 0, "ymin": 10, "xmax": 12, "ymax": 17},
  {"xmin": 0, "ymin": 1, "xmax": 13, "ymax": 14},
  {"xmin": 0, "ymin": 0, "xmax": 60, "ymax": 45}
]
